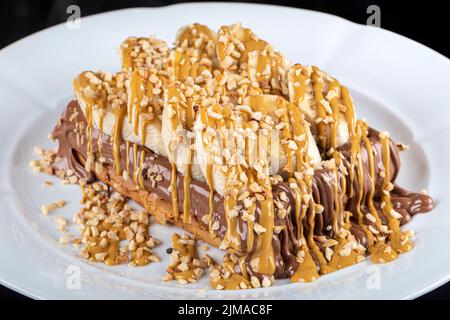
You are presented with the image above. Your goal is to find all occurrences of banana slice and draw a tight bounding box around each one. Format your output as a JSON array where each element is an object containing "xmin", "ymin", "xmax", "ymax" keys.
[
  {"xmin": 167, "ymin": 48, "xmax": 214, "ymax": 82},
  {"xmin": 195, "ymin": 94, "xmax": 321, "ymax": 196},
  {"xmin": 161, "ymin": 83, "xmax": 204, "ymax": 180},
  {"xmin": 286, "ymin": 64, "xmax": 356, "ymax": 150},
  {"xmin": 73, "ymin": 70, "xmax": 167, "ymax": 157},
  {"xmin": 170, "ymin": 24, "xmax": 217, "ymax": 84},
  {"xmin": 120, "ymin": 36, "xmax": 169, "ymax": 73},
  {"xmin": 216, "ymin": 23, "xmax": 291, "ymax": 94},
  {"xmin": 175, "ymin": 23, "xmax": 217, "ymax": 59}
]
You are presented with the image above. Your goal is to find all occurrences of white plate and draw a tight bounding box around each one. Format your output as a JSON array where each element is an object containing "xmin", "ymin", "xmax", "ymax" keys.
[{"xmin": 0, "ymin": 3, "xmax": 449, "ymax": 300}]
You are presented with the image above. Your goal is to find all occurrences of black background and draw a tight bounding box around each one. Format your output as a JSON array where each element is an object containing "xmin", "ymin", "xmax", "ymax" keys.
[{"xmin": 0, "ymin": 0, "xmax": 448, "ymax": 300}]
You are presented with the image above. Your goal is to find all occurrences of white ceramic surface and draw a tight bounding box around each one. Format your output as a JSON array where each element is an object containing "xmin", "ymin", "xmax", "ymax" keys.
[{"xmin": 0, "ymin": 3, "xmax": 449, "ymax": 300}]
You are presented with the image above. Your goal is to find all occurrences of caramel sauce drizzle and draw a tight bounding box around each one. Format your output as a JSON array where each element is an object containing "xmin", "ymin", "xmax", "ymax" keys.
[
  {"xmin": 112, "ymin": 106, "xmax": 125, "ymax": 175},
  {"xmin": 205, "ymin": 163, "xmax": 215, "ymax": 232},
  {"xmin": 73, "ymin": 73, "xmax": 97, "ymax": 165},
  {"xmin": 210, "ymin": 254, "xmax": 252, "ymax": 290},
  {"xmin": 132, "ymin": 139, "xmax": 138, "ymax": 183},
  {"xmin": 127, "ymin": 68, "xmax": 166, "ymax": 154},
  {"xmin": 199, "ymin": 105, "xmax": 222, "ymax": 234},
  {"xmin": 225, "ymin": 128, "xmax": 244, "ymax": 252},
  {"xmin": 371, "ymin": 132, "xmax": 413, "ymax": 263},
  {"xmin": 137, "ymin": 150, "xmax": 146, "ymax": 189},
  {"xmin": 311, "ymin": 67, "xmax": 328, "ymax": 151},
  {"xmin": 164, "ymin": 233, "xmax": 208, "ymax": 284},
  {"xmin": 290, "ymin": 178, "xmax": 319, "ymax": 282},
  {"xmin": 170, "ymin": 163, "xmax": 180, "ymax": 220},
  {"xmin": 247, "ymin": 97, "xmax": 276, "ymax": 276},
  {"xmin": 361, "ymin": 124, "xmax": 386, "ymax": 238}
]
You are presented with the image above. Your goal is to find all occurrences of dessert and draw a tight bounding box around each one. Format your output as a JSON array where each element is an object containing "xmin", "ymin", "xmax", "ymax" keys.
[{"xmin": 38, "ymin": 23, "xmax": 434, "ymax": 289}]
